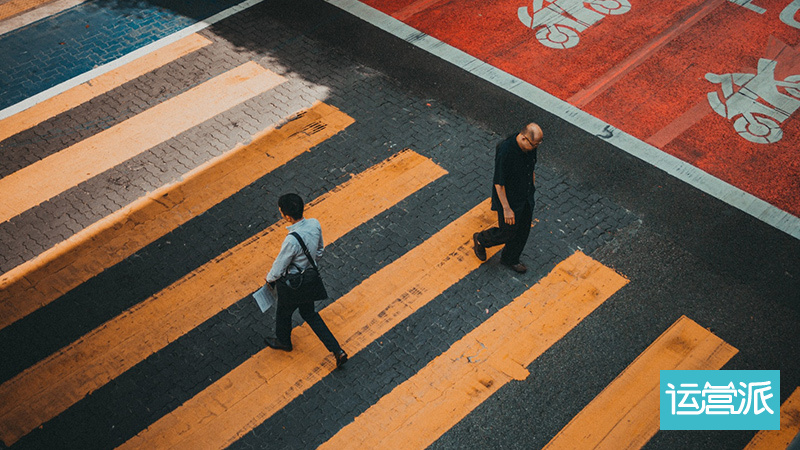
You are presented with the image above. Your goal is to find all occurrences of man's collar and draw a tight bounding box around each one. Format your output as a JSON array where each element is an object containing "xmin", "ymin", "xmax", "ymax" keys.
[{"xmin": 286, "ymin": 218, "xmax": 306, "ymax": 230}]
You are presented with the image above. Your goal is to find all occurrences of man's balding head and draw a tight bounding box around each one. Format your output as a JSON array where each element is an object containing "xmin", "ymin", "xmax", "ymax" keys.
[{"xmin": 516, "ymin": 122, "xmax": 543, "ymax": 151}]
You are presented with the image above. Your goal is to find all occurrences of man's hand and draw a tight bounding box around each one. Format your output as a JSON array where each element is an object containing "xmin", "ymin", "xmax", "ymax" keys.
[
  {"xmin": 495, "ymin": 184, "xmax": 515, "ymax": 225},
  {"xmin": 503, "ymin": 207, "xmax": 515, "ymax": 225}
]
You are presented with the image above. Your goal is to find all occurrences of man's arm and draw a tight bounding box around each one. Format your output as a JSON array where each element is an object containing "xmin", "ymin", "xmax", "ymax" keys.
[
  {"xmin": 266, "ymin": 239, "xmax": 297, "ymax": 283},
  {"xmin": 316, "ymin": 229, "xmax": 324, "ymax": 260},
  {"xmin": 492, "ymin": 141, "xmax": 515, "ymax": 225},
  {"xmin": 494, "ymin": 184, "xmax": 515, "ymax": 225}
]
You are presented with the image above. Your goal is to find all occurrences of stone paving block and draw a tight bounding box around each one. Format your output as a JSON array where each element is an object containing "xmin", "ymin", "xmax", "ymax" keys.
[
  {"xmin": 0, "ymin": 77, "xmax": 330, "ymax": 272},
  {"xmin": 1, "ymin": 46, "xmax": 228, "ymax": 176}
]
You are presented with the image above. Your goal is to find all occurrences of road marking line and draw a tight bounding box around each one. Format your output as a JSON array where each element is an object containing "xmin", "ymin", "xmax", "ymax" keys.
[
  {"xmin": 568, "ymin": 0, "xmax": 725, "ymax": 108},
  {"xmin": 0, "ymin": 0, "xmax": 268, "ymax": 120},
  {"xmin": 744, "ymin": 387, "xmax": 800, "ymax": 450},
  {"xmin": 393, "ymin": 0, "xmax": 445, "ymax": 21},
  {"xmin": 543, "ymin": 315, "xmax": 738, "ymax": 450},
  {"xmin": 324, "ymin": 0, "xmax": 800, "ymax": 240},
  {"xmin": 0, "ymin": 150, "xmax": 446, "ymax": 447},
  {"xmin": 0, "ymin": 61, "xmax": 284, "ymax": 224},
  {"xmin": 0, "ymin": 0, "xmax": 86, "ymax": 36},
  {"xmin": 319, "ymin": 251, "xmax": 628, "ymax": 449},
  {"xmin": 120, "ymin": 199, "xmax": 501, "ymax": 450},
  {"xmin": 0, "ymin": 102, "xmax": 354, "ymax": 331},
  {"xmin": 0, "ymin": 33, "xmax": 212, "ymax": 142},
  {"xmin": 646, "ymin": 100, "xmax": 714, "ymax": 148}
]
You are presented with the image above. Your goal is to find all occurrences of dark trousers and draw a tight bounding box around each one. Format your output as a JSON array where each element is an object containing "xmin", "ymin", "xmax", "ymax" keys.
[
  {"xmin": 275, "ymin": 299, "xmax": 342, "ymax": 353},
  {"xmin": 476, "ymin": 202, "xmax": 533, "ymax": 265}
]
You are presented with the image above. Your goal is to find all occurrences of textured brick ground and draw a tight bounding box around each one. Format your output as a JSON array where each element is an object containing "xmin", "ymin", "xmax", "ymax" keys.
[
  {"xmin": 1, "ymin": 4, "xmax": 636, "ymax": 449},
  {"xmin": 3, "ymin": 1, "xmax": 798, "ymax": 450},
  {"xmin": 0, "ymin": 0, "xmax": 249, "ymax": 109}
]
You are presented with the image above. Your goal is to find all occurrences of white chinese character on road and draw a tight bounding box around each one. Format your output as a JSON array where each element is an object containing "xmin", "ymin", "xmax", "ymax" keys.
[
  {"xmin": 706, "ymin": 58, "xmax": 800, "ymax": 144},
  {"xmin": 518, "ymin": 0, "xmax": 631, "ymax": 49}
]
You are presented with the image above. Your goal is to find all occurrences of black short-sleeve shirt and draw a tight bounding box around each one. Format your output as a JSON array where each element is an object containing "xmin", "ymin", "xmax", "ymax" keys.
[{"xmin": 491, "ymin": 133, "xmax": 537, "ymax": 212}]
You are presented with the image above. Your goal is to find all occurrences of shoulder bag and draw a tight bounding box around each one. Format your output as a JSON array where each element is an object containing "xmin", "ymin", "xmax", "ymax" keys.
[{"xmin": 276, "ymin": 232, "xmax": 329, "ymax": 304}]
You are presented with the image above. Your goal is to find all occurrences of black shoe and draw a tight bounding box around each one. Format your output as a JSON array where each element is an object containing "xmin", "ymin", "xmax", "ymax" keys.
[
  {"xmin": 265, "ymin": 337, "xmax": 292, "ymax": 351},
  {"xmin": 473, "ymin": 233, "xmax": 487, "ymax": 261},
  {"xmin": 334, "ymin": 350, "xmax": 348, "ymax": 368},
  {"xmin": 502, "ymin": 262, "xmax": 527, "ymax": 274}
]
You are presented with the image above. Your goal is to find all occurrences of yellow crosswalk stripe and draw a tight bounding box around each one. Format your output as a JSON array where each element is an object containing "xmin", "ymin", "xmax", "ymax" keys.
[
  {"xmin": 0, "ymin": 0, "xmax": 89, "ymax": 36},
  {"xmin": 0, "ymin": 33, "xmax": 212, "ymax": 142},
  {"xmin": 119, "ymin": 199, "xmax": 504, "ymax": 450},
  {"xmin": 0, "ymin": 102, "xmax": 354, "ymax": 330},
  {"xmin": 543, "ymin": 315, "xmax": 738, "ymax": 450},
  {"xmin": 744, "ymin": 387, "xmax": 800, "ymax": 450},
  {"xmin": 319, "ymin": 251, "xmax": 628, "ymax": 449},
  {"xmin": 0, "ymin": 0, "xmax": 73, "ymax": 21},
  {"xmin": 0, "ymin": 61, "xmax": 284, "ymax": 223},
  {"xmin": 0, "ymin": 150, "xmax": 446, "ymax": 447}
]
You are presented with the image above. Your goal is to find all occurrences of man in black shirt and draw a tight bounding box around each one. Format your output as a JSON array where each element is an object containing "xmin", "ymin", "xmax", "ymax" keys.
[{"xmin": 473, "ymin": 123, "xmax": 543, "ymax": 273}]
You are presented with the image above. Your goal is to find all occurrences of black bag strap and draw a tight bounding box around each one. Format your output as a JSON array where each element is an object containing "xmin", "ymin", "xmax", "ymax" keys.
[{"xmin": 289, "ymin": 232, "xmax": 318, "ymax": 271}]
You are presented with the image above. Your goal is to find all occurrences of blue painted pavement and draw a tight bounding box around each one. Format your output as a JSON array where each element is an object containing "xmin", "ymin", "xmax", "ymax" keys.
[{"xmin": 0, "ymin": 0, "xmax": 241, "ymax": 111}]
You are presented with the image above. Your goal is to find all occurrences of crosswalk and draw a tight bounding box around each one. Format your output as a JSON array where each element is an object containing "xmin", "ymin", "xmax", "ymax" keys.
[
  {"xmin": 0, "ymin": 101, "xmax": 354, "ymax": 330},
  {"xmin": 0, "ymin": 5, "xmax": 796, "ymax": 450},
  {"xmin": 0, "ymin": 62, "xmax": 283, "ymax": 223},
  {"xmin": 121, "ymin": 200, "xmax": 497, "ymax": 449},
  {"xmin": 543, "ymin": 316, "xmax": 737, "ymax": 449},
  {"xmin": 0, "ymin": 33, "xmax": 212, "ymax": 143},
  {"xmin": 320, "ymin": 251, "xmax": 629, "ymax": 449},
  {"xmin": 0, "ymin": 149, "xmax": 445, "ymax": 445}
]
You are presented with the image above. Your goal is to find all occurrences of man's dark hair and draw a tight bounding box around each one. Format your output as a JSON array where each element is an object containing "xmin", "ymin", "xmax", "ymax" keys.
[{"xmin": 278, "ymin": 193, "xmax": 304, "ymax": 220}]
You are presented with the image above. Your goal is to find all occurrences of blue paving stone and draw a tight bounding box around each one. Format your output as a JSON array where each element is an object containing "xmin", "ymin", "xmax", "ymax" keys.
[{"xmin": 0, "ymin": 0, "xmax": 242, "ymax": 111}]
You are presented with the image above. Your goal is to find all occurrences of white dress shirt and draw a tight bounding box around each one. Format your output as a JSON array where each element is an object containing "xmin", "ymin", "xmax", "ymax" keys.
[{"xmin": 266, "ymin": 218, "xmax": 324, "ymax": 283}]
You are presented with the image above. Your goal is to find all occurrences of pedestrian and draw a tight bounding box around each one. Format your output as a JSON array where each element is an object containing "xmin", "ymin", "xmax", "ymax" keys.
[
  {"xmin": 264, "ymin": 193, "xmax": 348, "ymax": 368},
  {"xmin": 473, "ymin": 123, "xmax": 543, "ymax": 274}
]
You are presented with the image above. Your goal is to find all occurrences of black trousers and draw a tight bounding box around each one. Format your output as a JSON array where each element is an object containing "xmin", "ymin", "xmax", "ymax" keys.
[
  {"xmin": 476, "ymin": 202, "xmax": 533, "ymax": 265},
  {"xmin": 275, "ymin": 299, "xmax": 342, "ymax": 353}
]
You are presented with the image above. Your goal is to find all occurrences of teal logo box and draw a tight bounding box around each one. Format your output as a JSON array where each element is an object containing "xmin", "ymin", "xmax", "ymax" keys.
[{"xmin": 660, "ymin": 370, "xmax": 780, "ymax": 430}]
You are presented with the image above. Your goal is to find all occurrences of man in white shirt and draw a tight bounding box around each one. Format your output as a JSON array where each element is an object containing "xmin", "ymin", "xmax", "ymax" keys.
[{"xmin": 265, "ymin": 193, "xmax": 347, "ymax": 368}]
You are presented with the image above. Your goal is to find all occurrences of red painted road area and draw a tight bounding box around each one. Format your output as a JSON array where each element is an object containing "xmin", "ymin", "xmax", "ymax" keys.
[{"xmin": 362, "ymin": 0, "xmax": 800, "ymax": 217}]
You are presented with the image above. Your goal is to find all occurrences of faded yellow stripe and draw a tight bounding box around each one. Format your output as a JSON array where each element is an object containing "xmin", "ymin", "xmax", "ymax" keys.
[
  {"xmin": 544, "ymin": 316, "xmax": 738, "ymax": 450},
  {"xmin": 744, "ymin": 387, "xmax": 800, "ymax": 450},
  {"xmin": 0, "ymin": 61, "xmax": 284, "ymax": 223},
  {"xmin": 320, "ymin": 251, "xmax": 628, "ymax": 450},
  {"xmin": 0, "ymin": 0, "xmax": 58, "ymax": 20},
  {"xmin": 0, "ymin": 150, "xmax": 446, "ymax": 447},
  {"xmin": 0, "ymin": 33, "xmax": 212, "ymax": 142},
  {"xmin": 120, "ymin": 199, "xmax": 503, "ymax": 450},
  {"xmin": 0, "ymin": 102, "xmax": 354, "ymax": 330}
]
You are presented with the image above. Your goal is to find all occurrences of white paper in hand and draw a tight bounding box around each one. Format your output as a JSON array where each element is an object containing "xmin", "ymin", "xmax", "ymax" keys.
[{"xmin": 253, "ymin": 284, "xmax": 276, "ymax": 313}]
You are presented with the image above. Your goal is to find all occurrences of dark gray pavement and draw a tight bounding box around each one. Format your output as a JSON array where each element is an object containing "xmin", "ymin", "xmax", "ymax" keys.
[{"xmin": 0, "ymin": 0, "xmax": 798, "ymax": 449}]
